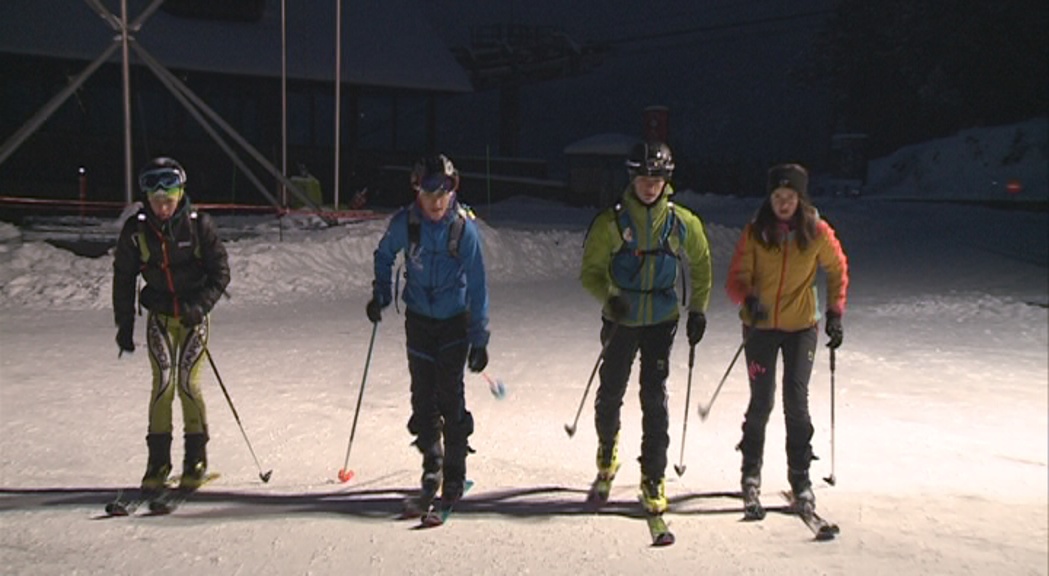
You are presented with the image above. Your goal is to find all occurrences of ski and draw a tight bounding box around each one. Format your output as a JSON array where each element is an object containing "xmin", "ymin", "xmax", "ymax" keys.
[
  {"xmin": 101, "ymin": 477, "xmax": 178, "ymax": 517},
  {"xmin": 780, "ymin": 491, "xmax": 840, "ymax": 541},
  {"xmin": 417, "ymin": 480, "xmax": 473, "ymax": 528},
  {"xmin": 742, "ymin": 486, "xmax": 766, "ymax": 521},
  {"xmin": 585, "ymin": 464, "xmax": 619, "ymax": 508},
  {"xmin": 145, "ymin": 472, "xmax": 221, "ymax": 515},
  {"xmin": 644, "ymin": 513, "xmax": 675, "ymax": 547},
  {"xmin": 585, "ymin": 476, "xmax": 613, "ymax": 507},
  {"xmin": 103, "ymin": 497, "xmax": 146, "ymax": 517}
]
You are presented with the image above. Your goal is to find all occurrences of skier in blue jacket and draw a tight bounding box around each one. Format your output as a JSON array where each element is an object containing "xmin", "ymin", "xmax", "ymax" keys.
[{"xmin": 367, "ymin": 154, "xmax": 490, "ymax": 510}]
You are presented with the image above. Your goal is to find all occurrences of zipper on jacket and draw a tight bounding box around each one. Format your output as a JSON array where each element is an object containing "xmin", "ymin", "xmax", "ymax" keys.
[
  {"xmin": 152, "ymin": 224, "xmax": 181, "ymax": 319},
  {"xmin": 773, "ymin": 242, "xmax": 790, "ymax": 328}
]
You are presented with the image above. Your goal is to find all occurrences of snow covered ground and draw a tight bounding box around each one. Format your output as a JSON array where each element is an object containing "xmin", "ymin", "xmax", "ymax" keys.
[{"xmin": 1, "ymin": 121, "xmax": 1047, "ymax": 575}]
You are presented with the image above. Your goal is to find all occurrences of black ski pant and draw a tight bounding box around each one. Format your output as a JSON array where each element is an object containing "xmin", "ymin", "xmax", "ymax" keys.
[
  {"xmin": 405, "ymin": 310, "xmax": 473, "ymax": 486},
  {"xmin": 594, "ymin": 318, "xmax": 676, "ymax": 481},
  {"xmin": 737, "ymin": 325, "xmax": 817, "ymax": 482}
]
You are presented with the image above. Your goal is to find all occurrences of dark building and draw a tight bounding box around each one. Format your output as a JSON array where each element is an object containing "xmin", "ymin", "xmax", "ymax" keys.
[{"xmin": 0, "ymin": 0, "xmax": 472, "ymax": 209}]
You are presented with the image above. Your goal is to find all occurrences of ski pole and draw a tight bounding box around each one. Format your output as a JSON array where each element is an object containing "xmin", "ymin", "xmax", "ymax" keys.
[
  {"xmin": 673, "ymin": 344, "xmax": 696, "ymax": 477},
  {"xmin": 697, "ymin": 334, "xmax": 749, "ymax": 421},
  {"xmin": 203, "ymin": 344, "xmax": 273, "ymax": 483},
  {"xmin": 564, "ymin": 324, "xmax": 618, "ymax": 438},
  {"xmin": 338, "ymin": 321, "xmax": 378, "ymax": 483},
  {"xmin": 482, "ymin": 372, "xmax": 507, "ymax": 399},
  {"xmin": 823, "ymin": 347, "xmax": 837, "ymax": 486}
]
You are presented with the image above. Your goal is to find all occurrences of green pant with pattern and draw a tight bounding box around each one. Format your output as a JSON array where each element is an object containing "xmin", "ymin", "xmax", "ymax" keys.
[{"xmin": 146, "ymin": 311, "xmax": 209, "ymax": 437}]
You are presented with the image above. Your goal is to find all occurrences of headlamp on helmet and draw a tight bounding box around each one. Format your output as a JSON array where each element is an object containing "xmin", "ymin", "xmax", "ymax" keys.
[{"xmin": 626, "ymin": 141, "xmax": 674, "ymax": 179}]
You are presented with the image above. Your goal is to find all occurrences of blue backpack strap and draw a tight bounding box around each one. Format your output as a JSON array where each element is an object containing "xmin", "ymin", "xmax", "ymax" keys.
[
  {"xmin": 667, "ymin": 202, "xmax": 693, "ymax": 307},
  {"xmin": 613, "ymin": 202, "xmax": 636, "ymax": 252}
]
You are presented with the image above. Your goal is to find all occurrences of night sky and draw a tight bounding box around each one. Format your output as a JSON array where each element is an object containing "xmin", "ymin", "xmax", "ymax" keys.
[{"xmin": 421, "ymin": 0, "xmax": 837, "ymax": 187}]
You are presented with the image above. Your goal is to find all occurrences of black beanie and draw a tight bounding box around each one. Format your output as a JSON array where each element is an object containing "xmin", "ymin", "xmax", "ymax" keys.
[{"xmin": 767, "ymin": 163, "xmax": 808, "ymax": 195}]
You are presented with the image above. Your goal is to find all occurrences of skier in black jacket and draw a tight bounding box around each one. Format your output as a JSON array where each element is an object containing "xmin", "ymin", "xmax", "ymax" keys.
[{"xmin": 112, "ymin": 157, "xmax": 230, "ymax": 495}]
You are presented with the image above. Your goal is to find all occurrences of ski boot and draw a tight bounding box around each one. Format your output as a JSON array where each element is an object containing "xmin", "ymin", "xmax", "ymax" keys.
[
  {"xmin": 441, "ymin": 479, "xmax": 465, "ymax": 506},
  {"xmin": 441, "ymin": 440, "xmax": 470, "ymax": 507},
  {"xmin": 178, "ymin": 433, "xmax": 209, "ymax": 491},
  {"xmin": 639, "ymin": 475, "xmax": 668, "ymax": 515},
  {"xmin": 402, "ymin": 439, "xmax": 443, "ymax": 518},
  {"xmin": 587, "ymin": 434, "xmax": 620, "ymax": 504},
  {"xmin": 741, "ymin": 474, "xmax": 765, "ymax": 520},
  {"xmin": 141, "ymin": 433, "xmax": 172, "ymax": 496},
  {"xmin": 788, "ymin": 469, "xmax": 816, "ymax": 516}
]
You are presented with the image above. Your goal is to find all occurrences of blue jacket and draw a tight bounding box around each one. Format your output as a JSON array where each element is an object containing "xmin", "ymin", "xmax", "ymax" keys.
[{"xmin": 373, "ymin": 199, "xmax": 490, "ymax": 348}]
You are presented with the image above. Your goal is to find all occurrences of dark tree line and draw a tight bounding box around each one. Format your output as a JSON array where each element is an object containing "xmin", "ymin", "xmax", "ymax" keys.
[{"xmin": 797, "ymin": 0, "xmax": 1047, "ymax": 157}]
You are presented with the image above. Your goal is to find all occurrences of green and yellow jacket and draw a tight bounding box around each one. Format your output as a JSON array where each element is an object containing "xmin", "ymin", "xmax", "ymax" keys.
[{"xmin": 580, "ymin": 184, "xmax": 712, "ymax": 326}]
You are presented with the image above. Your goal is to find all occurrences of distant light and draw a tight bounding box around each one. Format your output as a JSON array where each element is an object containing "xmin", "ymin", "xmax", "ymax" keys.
[
  {"xmin": 78, "ymin": 166, "xmax": 86, "ymax": 175},
  {"xmin": 1006, "ymin": 180, "xmax": 1023, "ymax": 195}
]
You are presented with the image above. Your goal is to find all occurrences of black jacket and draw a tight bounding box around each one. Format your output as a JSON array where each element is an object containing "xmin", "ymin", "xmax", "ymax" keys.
[{"xmin": 112, "ymin": 197, "xmax": 230, "ymax": 328}]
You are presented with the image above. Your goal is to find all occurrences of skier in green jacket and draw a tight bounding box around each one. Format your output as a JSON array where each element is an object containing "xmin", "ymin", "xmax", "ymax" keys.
[{"xmin": 579, "ymin": 140, "xmax": 712, "ymax": 515}]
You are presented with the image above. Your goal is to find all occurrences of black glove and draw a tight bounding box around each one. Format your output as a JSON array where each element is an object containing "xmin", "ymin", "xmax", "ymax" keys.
[
  {"xmin": 744, "ymin": 296, "xmax": 768, "ymax": 323},
  {"xmin": 116, "ymin": 319, "xmax": 135, "ymax": 355},
  {"xmin": 606, "ymin": 295, "xmax": 630, "ymax": 322},
  {"xmin": 686, "ymin": 311, "xmax": 707, "ymax": 346},
  {"xmin": 825, "ymin": 310, "xmax": 843, "ymax": 349},
  {"xmin": 467, "ymin": 346, "xmax": 488, "ymax": 373},
  {"xmin": 180, "ymin": 302, "xmax": 205, "ymax": 327},
  {"xmin": 366, "ymin": 299, "xmax": 383, "ymax": 323}
]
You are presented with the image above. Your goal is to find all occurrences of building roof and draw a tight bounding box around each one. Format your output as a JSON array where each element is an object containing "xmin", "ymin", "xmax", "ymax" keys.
[{"xmin": 0, "ymin": 0, "xmax": 472, "ymax": 93}]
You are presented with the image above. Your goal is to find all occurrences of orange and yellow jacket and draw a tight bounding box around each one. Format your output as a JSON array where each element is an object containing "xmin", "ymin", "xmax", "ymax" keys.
[{"xmin": 726, "ymin": 218, "xmax": 848, "ymax": 331}]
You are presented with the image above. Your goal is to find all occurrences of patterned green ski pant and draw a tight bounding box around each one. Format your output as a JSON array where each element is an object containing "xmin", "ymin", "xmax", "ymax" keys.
[{"xmin": 146, "ymin": 311, "xmax": 209, "ymax": 437}]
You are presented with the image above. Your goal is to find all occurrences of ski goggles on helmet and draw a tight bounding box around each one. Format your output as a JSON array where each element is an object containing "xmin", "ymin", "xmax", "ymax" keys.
[
  {"xmin": 416, "ymin": 173, "xmax": 454, "ymax": 197},
  {"xmin": 628, "ymin": 157, "xmax": 674, "ymax": 178},
  {"xmin": 139, "ymin": 167, "xmax": 186, "ymax": 195}
]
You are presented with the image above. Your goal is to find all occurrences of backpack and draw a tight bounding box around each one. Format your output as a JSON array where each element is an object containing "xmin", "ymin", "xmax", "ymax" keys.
[
  {"xmin": 134, "ymin": 209, "xmax": 202, "ymax": 266},
  {"xmin": 130, "ymin": 209, "xmax": 211, "ymax": 317},
  {"xmin": 393, "ymin": 204, "xmax": 473, "ymax": 312},
  {"xmin": 608, "ymin": 201, "xmax": 693, "ymax": 307},
  {"xmin": 406, "ymin": 203, "xmax": 470, "ymax": 259}
]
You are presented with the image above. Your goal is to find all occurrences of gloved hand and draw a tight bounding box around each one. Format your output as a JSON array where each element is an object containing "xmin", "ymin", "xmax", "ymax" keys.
[
  {"xmin": 467, "ymin": 346, "xmax": 488, "ymax": 373},
  {"xmin": 744, "ymin": 296, "xmax": 769, "ymax": 323},
  {"xmin": 116, "ymin": 319, "xmax": 135, "ymax": 355},
  {"xmin": 825, "ymin": 310, "xmax": 843, "ymax": 349},
  {"xmin": 686, "ymin": 311, "xmax": 707, "ymax": 346},
  {"xmin": 366, "ymin": 299, "xmax": 383, "ymax": 323},
  {"xmin": 180, "ymin": 302, "xmax": 205, "ymax": 327},
  {"xmin": 606, "ymin": 295, "xmax": 630, "ymax": 322}
]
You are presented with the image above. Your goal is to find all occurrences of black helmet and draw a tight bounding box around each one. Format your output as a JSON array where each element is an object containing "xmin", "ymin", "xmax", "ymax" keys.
[
  {"xmin": 410, "ymin": 153, "xmax": 459, "ymax": 195},
  {"xmin": 138, "ymin": 157, "xmax": 187, "ymax": 195},
  {"xmin": 767, "ymin": 163, "xmax": 808, "ymax": 196},
  {"xmin": 626, "ymin": 141, "xmax": 674, "ymax": 179}
]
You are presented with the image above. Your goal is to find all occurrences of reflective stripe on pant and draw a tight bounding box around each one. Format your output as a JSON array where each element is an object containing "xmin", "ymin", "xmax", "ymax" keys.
[
  {"xmin": 594, "ymin": 318, "xmax": 676, "ymax": 480},
  {"xmin": 146, "ymin": 311, "xmax": 209, "ymax": 436},
  {"xmin": 738, "ymin": 326, "xmax": 816, "ymax": 474}
]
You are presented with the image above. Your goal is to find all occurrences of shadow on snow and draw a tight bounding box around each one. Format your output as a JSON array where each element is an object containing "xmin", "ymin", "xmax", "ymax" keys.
[{"xmin": 0, "ymin": 483, "xmax": 793, "ymax": 522}]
